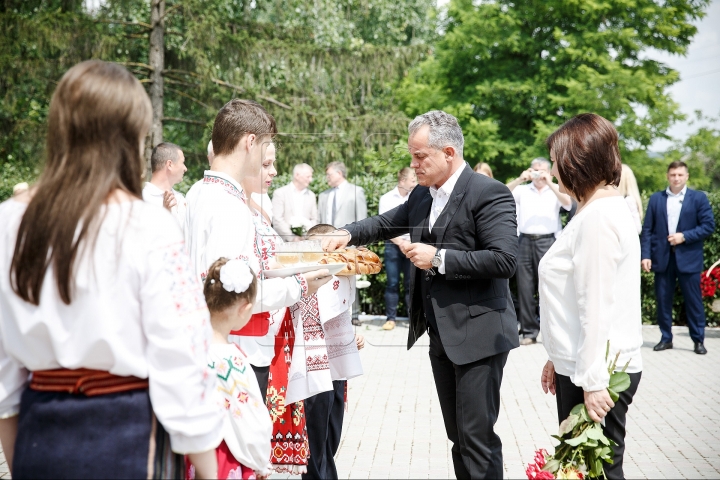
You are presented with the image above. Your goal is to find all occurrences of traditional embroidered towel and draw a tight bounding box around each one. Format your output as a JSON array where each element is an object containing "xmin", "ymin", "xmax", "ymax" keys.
[{"xmin": 318, "ymin": 276, "xmax": 363, "ymax": 381}]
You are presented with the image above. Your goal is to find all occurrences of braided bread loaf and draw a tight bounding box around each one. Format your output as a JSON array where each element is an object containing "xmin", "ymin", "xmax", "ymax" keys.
[{"xmin": 319, "ymin": 247, "xmax": 382, "ymax": 275}]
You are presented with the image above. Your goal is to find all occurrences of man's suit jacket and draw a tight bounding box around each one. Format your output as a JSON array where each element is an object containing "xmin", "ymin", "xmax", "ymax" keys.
[
  {"xmin": 271, "ymin": 183, "xmax": 318, "ymax": 237},
  {"xmin": 344, "ymin": 164, "xmax": 519, "ymax": 365},
  {"xmin": 641, "ymin": 188, "xmax": 715, "ymax": 274},
  {"xmin": 318, "ymin": 181, "xmax": 368, "ymax": 228}
]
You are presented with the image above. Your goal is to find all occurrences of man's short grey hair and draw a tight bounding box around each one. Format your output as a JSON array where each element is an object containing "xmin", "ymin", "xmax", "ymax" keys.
[
  {"xmin": 326, "ymin": 161, "xmax": 347, "ymax": 178},
  {"xmin": 408, "ymin": 110, "xmax": 464, "ymax": 157},
  {"xmin": 207, "ymin": 140, "xmax": 213, "ymax": 155},
  {"xmin": 531, "ymin": 157, "xmax": 551, "ymax": 169},
  {"xmin": 150, "ymin": 142, "xmax": 183, "ymax": 173},
  {"xmin": 293, "ymin": 163, "xmax": 313, "ymax": 176}
]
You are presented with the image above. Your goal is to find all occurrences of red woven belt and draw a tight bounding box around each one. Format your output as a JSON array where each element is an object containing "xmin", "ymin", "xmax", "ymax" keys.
[{"xmin": 30, "ymin": 368, "xmax": 149, "ymax": 397}]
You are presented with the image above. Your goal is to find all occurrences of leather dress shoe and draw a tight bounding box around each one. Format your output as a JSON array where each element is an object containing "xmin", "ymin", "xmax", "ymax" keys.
[
  {"xmin": 519, "ymin": 337, "xmax": 537, "ymax": 346},
  {"xmin": 653, "ymin": 341, "xmax": 673, "ymax": 351},
  {"xmin": 694, "ymin": 342, "xmax": 708, "ymax": 355},
  {"xmin": 351, "ymin": 318, "xmax": 361, "ymax": 326}
]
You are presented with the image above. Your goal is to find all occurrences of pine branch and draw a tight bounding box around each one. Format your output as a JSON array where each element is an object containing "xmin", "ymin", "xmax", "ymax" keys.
[
  {"xmin": 166, "ymin": 87, "xmax": 211, "ymax": 109},
  {"xmin": 165, "ymin": 78, "xmax": 200, "ymax": 88},
  {"xmin": 95, "ymin": 19, "xmax": 152, "ymax": 30},
  {"xmin": 163, "ymin": 117, "xmax": 205, "ymax": 125},
  {"xmin": 115, "ymin": 62, "xmax": 154, "ymax": 71},
  {"xmin": 160, "ymin": 3, "xmax": 182, "ymax": 21},
  {"xmin": 257, "ymin": 94, "xmax": 292, "ymax": 110}
]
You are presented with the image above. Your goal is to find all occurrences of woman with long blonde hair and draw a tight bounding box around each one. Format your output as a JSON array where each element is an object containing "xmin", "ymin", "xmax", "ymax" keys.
[
  {"xmin": 618, "ymin": 164, "xmax": 643, "ymax": 234},
  {"xmin": 0, "ymin": 61, "xmax": 222, "ymax": 478}
]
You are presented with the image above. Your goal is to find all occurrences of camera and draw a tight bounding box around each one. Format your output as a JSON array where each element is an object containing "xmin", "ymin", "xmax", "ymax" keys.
[{"xmin": 530, "ymin": 170, "xmax": 541, "ymax": 179}]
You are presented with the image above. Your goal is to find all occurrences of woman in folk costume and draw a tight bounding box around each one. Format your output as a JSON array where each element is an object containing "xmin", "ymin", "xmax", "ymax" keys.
[
  {"xmin": 187, "ymin": 258, "xmax": 273, "ymax": 480},
  {"xmin": 0, "ymin": 61, "xmax": 222, "ymax": 479},
  {"xmin": 240, "ymin": 143, "xmax": 324, "ymax": 474}
]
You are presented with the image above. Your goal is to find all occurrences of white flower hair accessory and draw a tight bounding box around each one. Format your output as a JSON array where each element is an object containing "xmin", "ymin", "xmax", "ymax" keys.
[{"xmin": 219, "ymin": 259, "xmax": 254, "ymax": 294}]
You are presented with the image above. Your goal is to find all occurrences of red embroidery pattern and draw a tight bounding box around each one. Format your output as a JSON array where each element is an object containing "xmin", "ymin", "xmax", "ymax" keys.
[
  {"xmin": 203, "ymin": 174, "xmax": 246, "ymax": 204},
  {"xmin": 306, "ymin": 353, "xmax": 330, "ymax": 372},
  {"xmin": 299, "ymin": 295, "xmax": 324, "ymax": 341},
  {"xmin": 333, "ymin": 280, "xmax": 340, "ymax": 290},
  {"xmin": 163, "ymin": 241, "xmax": 206, "ymax": 315}
]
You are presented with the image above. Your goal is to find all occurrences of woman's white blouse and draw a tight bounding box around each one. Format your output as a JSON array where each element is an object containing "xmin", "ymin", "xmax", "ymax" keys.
[
  {"xmin": 539, "ymin": 196, "xmax": 643, "ymax": 392},
  {"xmin": 0, "ymin": 199, "xmax": 223, "ymax": 454}
]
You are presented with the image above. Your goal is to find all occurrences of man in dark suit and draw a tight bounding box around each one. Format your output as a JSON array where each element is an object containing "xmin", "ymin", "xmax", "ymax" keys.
[
  {"xmin": 641, "ymin": 160, "xmax": 715, "ymax": 355},
  {"xmin": 321, "ymin": 110, "xmax": 519, "ymax": 479}
]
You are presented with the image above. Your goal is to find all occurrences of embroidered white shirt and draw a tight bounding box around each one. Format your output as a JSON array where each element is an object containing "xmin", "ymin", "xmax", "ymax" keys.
[
  {"xmin": 142, "ymin": 182, "xmax": 187, "ymax": 234},
  {"xmin": 0, "ymin": 198, "xmax": 223, "ymax": 453},
  {"xmin": 184, "ymin": 171, "xmax": 305, "ymax": 315},
  {"xmin": 378, "ymin": 186, "xmax": 411, "ymax": 242},
  {"xmin": 539, "ymin": 197, "xmax": 643, "ymax": 391},
  {"xmin": 666, "ymin": 186, "xmax": 686, "ymax": 235},
  {"xmin": 512, "ymin": 183, "xmax": 570, "ymax": 236},
  {"xmin": 428, "ymin": 163, "xmax": 467, "ymax": 274}
]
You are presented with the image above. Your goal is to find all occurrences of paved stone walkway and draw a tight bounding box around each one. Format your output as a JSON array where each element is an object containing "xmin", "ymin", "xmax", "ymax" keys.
[
  {"xmin": 1, "ymin": 324, "xmax": 717, "ymax": 479},
  {"xmin": 335, "ymin": 321, "xmax": 720, "ymax": 479}
]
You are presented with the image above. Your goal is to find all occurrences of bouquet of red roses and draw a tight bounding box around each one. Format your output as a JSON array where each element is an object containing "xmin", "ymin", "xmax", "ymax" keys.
[{"xmin": 526, "ymin": 342, "xmax": 631, "ymax": 479}]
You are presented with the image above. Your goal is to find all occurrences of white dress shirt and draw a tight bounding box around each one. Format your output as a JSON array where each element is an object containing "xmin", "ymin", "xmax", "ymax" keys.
[
  {"xmin": 512, "ymin": 183, "xmax": 570, "ymax": 235},
  {"xmin": 184, "ymin": 171, "xmax": 305, "ymax": 314},
  {"xmin": 539, "ymin": 197, "xmax": 643, "ymax": 391},
  {"xmin": 142, "ymin": 182, "xmax": 187, "ymax": 233},
  {"xmin": 666, "ymin": 186, "xmax": 686, "ymax": 235},
  {"xmin": 429, "ymin": 163, "xmax": 467, "ymax": 274},
  {"xmin": 0, "ymin": 198, "xmax": 223, "ymax": 453},
  {"xmin": 378, "ymin": 186, "xmax": 411, "ymax": 242}
]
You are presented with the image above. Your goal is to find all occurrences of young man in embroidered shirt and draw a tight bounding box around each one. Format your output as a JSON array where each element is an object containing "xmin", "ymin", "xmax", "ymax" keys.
[
  {"xmin": 506, "ymin": 157, "xmax": 572, "ymax": 345},
  {"xmin": 142, "ymin": 142, "xmax": 188, "ymax": 233},
  {"xmin": 184, "ymin": 99, "xmax": 331, "ymax": 388}
]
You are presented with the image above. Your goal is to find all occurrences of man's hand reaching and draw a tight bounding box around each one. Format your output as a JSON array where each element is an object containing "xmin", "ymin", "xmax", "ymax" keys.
[{"xmin": 321, "ymin": 229, "xmax": 352, "ymax": 252}]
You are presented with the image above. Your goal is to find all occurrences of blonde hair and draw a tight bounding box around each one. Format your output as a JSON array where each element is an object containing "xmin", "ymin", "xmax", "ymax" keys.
[
  {"xmin": 618, "ymin": 164, "xmax": 643, "ymax": 221},
  {"xmin": 473, "ymin": 162, "xmax": 493, "ymax": 178}
]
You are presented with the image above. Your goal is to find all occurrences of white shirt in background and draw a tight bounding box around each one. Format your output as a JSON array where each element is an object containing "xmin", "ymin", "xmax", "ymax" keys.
[
  {"xmin": 539, "ymin": 196, "xmax": 643, "ymax": 392},
  {"xmin": 666, "ymin": 186, "xmax": 686, "ymax": 235},
  {"xmin": 184, "ymin": 171, "xmax": 304, "ymax": 315},
  {"xmin": 142, "ymin": 182, "xmax": 187, "ymax": 234},
  {"xmin": 624, "ymin": 195, "xmax": 643, "ymax": 234},
  {"xmin": 378, "ymin": 186, "xmax": 411, "ymax": 242},
  {"xmin": 0, "ymin": 199, "xmax": 223, "ymax": 453},
  {"xmin": 512, "ymin": 183, "xmax": 570, "ymax": 236}
]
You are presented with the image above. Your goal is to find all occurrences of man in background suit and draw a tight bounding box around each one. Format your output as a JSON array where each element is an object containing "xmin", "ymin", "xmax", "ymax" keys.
[
  {"xmin": 641, "ymin": 160, "xmax": 715, "ymax": 355},
  {"xmin": 318, "ymin": 161, "xmax": 368, "ymax": 228},
  {"xmin": 321, "ymin": 111, "xmax": 519, "ymax": 479},
  {"xmin": 272, "ymin": 163, "xmax": 318, "ymax": 240}
]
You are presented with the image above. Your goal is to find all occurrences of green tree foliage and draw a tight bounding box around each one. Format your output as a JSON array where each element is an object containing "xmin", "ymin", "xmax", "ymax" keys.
[
  {"xmin": 664, "ymin": 113, "xmax": 720, "ymax": 191},
  {"xmin": 397, "ymin": 0, "xmax": 710, "ymax": 183},
  {"xmin": 0, "ymin": 0, "xmax": 436, "ymax": 200}
]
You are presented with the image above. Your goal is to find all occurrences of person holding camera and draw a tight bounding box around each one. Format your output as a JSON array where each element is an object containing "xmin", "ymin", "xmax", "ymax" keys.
[{"xmin": 507, "ymin": 158, "xmax": 572, "ymax": 345}]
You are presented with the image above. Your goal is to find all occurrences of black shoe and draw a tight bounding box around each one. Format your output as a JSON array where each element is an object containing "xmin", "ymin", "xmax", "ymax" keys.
[
  {"xmin": 653, "ymin": 341, "xmax": 673, "ymax": 351},
  {"xmin": 694, "ymin": 342, "xmax": 708, "ymax": 355},
  {"xmin": 351, "ymin": 318, "xmax": 361, "ymax": 326}
]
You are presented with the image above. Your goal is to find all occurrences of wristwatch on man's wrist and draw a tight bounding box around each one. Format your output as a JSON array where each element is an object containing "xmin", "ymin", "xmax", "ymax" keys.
[{"xmin": 431, "ymin": 249, "xmax": 442, "ymax": 268}]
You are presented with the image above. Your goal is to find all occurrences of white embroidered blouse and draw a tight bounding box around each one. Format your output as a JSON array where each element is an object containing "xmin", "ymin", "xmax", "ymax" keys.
[
  {"xmin": 209, "ymin": 343, "xmax": 273, "ymax": 475},
  {"xmin": 184, "ymin": 171, "xmax": 307, "ymax": 316},
  {"xmin": 229, "ymin": 206, "xmax": 288, "ymax": 367},
  {"xmin": 0, "ymin": 198, "xmax": 223, "ymax": 454}
]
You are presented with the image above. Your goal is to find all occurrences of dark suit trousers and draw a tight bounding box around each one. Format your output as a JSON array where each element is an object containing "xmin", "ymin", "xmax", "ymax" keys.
[
  {"xmin": 251, "ymin": 364, "xmax": 269, "ymax": 398},
  {"xmin": 428, "ymin": 329, "xmax": 508, "ymax": 479},
  {"xmin": 655, "ymin": 251, "xmax": 706, "ymax": 344},
  {"xmin": 302, "ymin": 380, "xmax": 346, "ymax": 480},
  {"xmin": 555, "ymin": 372, "xmax": 641, "ymax": 480},
  {"xmin": 517, "ymin": 234, "xmax": 555, "ymax": 339}
]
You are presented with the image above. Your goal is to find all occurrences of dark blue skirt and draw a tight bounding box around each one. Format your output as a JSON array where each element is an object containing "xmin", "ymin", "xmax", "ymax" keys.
[{"xmin": 13, "ymin": 386, "xmax": 183, "ymax": 479}]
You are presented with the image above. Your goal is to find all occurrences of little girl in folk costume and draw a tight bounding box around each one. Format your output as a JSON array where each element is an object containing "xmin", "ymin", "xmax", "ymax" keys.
[{"xmin": 187, "ymin": 258, "xmax": 273, "ymax": 480}]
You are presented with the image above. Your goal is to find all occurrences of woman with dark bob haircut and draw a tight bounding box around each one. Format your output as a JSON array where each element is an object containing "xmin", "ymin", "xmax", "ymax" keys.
[{"xmin": 537, "ymin": 113, "xmax": 643, "ymax": 479}]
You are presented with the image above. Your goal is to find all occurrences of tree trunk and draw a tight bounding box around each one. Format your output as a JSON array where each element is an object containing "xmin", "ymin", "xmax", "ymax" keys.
[{"xmin": 146, "ymin": 0, "xmax": 165, "ymax": 175}]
